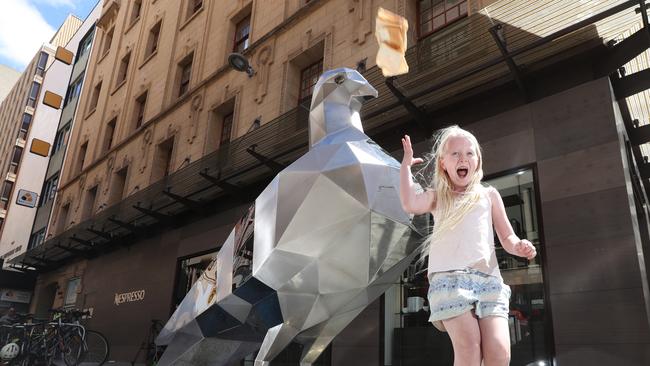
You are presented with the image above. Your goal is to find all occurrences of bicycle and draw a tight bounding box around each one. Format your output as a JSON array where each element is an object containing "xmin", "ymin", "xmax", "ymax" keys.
[
  {"xmin": 131, "ymin": 319, "xmax": 166, "ymax": 366},
  {"xmin": 50, "ymin": 309, "xmax": 109, "ymax": 365}
]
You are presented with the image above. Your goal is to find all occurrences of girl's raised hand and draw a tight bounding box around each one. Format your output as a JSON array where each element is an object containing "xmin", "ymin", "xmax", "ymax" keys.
[{"xmin": 401, "ymin": 135, "xmax": 424, "ymax": 167}]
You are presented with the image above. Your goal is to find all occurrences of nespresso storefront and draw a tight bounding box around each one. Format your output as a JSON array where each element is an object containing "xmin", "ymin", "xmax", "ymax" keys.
[{"xmin": 30, "ymin": 77, "xmax": 650, "ymax": 365}]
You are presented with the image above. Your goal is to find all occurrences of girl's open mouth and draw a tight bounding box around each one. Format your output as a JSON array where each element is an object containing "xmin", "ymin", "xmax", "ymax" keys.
[{"xmin": 457, "ymin": 168, "xmax": 468, "ymax": 178}]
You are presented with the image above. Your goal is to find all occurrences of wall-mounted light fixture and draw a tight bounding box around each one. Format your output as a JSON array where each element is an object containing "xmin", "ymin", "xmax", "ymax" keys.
[{"xmin": 228, "ymin": 53, "xmax": 255, "ymax": 77}]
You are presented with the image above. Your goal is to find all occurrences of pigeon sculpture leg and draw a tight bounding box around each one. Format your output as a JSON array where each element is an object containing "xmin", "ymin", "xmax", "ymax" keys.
[{"xmin": 156, "ymin": 68, "xmax": 425, "ymax": 366}]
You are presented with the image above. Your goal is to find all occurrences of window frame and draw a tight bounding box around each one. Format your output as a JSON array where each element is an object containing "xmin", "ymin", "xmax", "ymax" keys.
[
  {"xmin": 18, "ymin": 113, "xmax": 33, "ymax": 140},
  {"xmin": 233, "ymin": 15, "xmax": 251, "ymax": 53},
  {"xmin": 298, "ymin": 59, "xmax": 323, "ymax": 106},
  {"xmin": 134, "ymin": 91, "xmax": 148, "ymax": 130},
  {"xmin": 35, "ymin": 52, "xmax": 49, "ymax": 77},
  {"xmin": 26, "ymin": 81, "xmax": 41, "ymax": 108},
  {"xmin": 417, "ymin": 0, "xmax": 469, "ymax": 39},
  {"xmin": 177, "ymin": 53, "xmax": 194, "ymax": 97},
  {"xmin": 52, "ymin": 123, "xmax": 71, "ymax": 155}
]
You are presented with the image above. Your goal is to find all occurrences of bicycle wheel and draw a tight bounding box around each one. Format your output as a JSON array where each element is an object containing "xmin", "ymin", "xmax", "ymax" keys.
[
  {"xmin": 63, "ymin": 333, "xmax": 83, "ymax": 366},
  {"xmin": 80, "ymin": 330, "xmax": 109, "ymax": 365}
]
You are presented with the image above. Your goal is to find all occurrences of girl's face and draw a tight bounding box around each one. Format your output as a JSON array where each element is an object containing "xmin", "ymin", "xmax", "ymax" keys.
[{"xmin": 440, "ymin": 135, "xmax": 479, "ymax": 190}]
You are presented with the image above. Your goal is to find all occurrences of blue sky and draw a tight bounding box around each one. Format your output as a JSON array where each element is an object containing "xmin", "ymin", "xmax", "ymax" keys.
[{"xmin": 0, "ymin": 0, "xmax": 99, "ymax": 72}]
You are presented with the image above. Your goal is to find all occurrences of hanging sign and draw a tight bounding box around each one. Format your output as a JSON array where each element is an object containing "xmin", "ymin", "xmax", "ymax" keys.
[
  {"xmin": 16, "ymin": 189, "xmax": 37, "ymax": 208},
  {"xmin": 0, "ymin": 289, "xmax": 32, "ymax": 303}
]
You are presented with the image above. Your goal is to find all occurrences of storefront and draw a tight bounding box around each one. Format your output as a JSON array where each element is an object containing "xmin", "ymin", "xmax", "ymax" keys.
[{"xmin": 28, "ymin": 77, "xmax": 650, "ymax": 365}]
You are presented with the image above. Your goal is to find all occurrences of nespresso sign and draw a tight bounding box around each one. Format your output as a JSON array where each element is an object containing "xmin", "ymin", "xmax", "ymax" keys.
[{"xmin": 114, "ymin": 290, "xmax": 145, "ymax": 306}]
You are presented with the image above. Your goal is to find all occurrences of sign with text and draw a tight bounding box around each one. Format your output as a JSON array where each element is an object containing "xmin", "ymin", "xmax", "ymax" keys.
[
  {"xmin": 1, "ymin": 289, "xmax": 32, "ymax": 303},
  {"xmin": 114, "ymin": 289, "xmax": 145, "ymax": 306}
]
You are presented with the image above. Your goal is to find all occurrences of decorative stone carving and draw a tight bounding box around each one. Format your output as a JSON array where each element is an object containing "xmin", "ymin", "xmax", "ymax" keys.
[
  {"xmin": 189, "ymin": 93, "xmax": 204, "ymax": 143},
  {"xmin": 254, "ymin": 41, "xmax": 275, "ymax": 104},
  {"xmin": 349, "ymin": 0, "xmax": 373, "ymax": 45}
]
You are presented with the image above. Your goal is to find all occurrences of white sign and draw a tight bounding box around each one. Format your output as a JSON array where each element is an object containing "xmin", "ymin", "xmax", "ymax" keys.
[
  {"xmin": 114, "ymin": 289, "xmax": 145, "ymax": 306},
  {"xmin": 0, "ymin": 289, "xmax": 32, "ymax": 303},
  {"xmin": 16, "ymin": 189, "xmax": 37, "ymax": 208}
]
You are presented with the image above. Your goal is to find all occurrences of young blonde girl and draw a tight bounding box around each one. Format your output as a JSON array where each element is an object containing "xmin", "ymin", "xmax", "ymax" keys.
[{"xmin": 399, "ymin": 126, "xmax": 536, "ymax": 366}]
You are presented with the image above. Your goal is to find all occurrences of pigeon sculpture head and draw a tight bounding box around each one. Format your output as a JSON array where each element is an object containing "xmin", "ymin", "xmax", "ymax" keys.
[
  {"xmin": 156, "ymin": 68, "xmax": 423, "ymax": 366},
  {"xmin": 309, "ymin": 68, "xmax": 378, "ymax": 147}
]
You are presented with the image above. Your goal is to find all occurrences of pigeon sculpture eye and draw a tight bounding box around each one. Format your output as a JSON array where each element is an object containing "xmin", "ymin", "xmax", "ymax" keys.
[{"xmin": 334, "ymin": 74, "xmax": 345, "ymax": 84}]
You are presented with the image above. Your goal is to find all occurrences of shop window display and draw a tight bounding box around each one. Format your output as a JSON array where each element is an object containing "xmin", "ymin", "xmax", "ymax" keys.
[
  {"xmin": 172, "ymin": 251, "xmax": 216, "ymax": 310},
  {"xmin": 387, "ymin": 168, "xmax": 552, "ymax": 365}
]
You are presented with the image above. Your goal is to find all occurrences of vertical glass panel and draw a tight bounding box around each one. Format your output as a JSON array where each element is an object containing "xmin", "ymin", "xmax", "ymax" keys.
[
  {"xmin": 64, "ymin": 278, "xmax": 81, "ymax": 306},
  {"xmin": 446, "ymin": 7, "xmax": 460, "ymax": 22},
  {"xmin": 485, "ymin": 169, "xmax": 550, "ymax": 365}
]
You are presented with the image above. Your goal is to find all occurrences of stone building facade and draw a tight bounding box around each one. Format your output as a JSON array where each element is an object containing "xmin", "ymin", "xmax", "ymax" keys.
[{"xmin": 17, "ymin": 0, "xmax": 650, "ymax": 364}]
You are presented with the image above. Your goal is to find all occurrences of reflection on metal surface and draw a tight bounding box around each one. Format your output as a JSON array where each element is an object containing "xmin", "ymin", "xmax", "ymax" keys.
[{"xmin": 156, "ymin": 68, "xmax": 424, "ymax": 365}]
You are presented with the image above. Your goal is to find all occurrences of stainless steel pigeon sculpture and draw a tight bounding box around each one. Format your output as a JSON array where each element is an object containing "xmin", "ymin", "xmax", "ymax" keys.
[{"xmin": 155, "ymin": 68, "xmax": 425, "ymax": 365}]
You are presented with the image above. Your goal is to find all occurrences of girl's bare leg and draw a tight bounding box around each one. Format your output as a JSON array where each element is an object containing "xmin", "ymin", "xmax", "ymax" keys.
[
  {"xmin": 478, "ymin": 316, "xmax": 511, "ymax": 366},
  {"xmin": 441, "ymin": 311, "xmax": 482, "ymax": 366}
]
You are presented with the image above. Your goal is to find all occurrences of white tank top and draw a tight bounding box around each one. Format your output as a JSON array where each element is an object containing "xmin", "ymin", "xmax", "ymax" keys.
[{"xmin": 427, "ymin": 186, "xmax": 501, "ymax": 279}]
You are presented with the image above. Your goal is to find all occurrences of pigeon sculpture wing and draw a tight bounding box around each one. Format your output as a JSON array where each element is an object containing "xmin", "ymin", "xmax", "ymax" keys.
[{"xmin": 156, "ymin": 68, "xmax": 425, "ymax": 366}]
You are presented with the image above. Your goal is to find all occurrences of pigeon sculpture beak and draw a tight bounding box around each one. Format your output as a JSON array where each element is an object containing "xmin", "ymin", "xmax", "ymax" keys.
[{"xmin": 355, "ymin": 82, "xmax": 378, "ymax": 102}]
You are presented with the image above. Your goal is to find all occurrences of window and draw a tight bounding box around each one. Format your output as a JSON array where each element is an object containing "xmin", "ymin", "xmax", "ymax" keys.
[
  {"xmin": 76, "ymin": 141, "xmax": 88, "ymax": 174},
  {"xmin": 187, "ymin": 0, "xmax": 203, "ymax": 18},
  {"xmin": 64, "ymin": 278, "xmax": 81, "ymax": 307},
  {"xmin": 0, "ymin": 181, "xmax": 14, "ymax": 210},
  {"xmin": 298, "ymin": 59, "xmax": 323, "ymax": 106},
  {"xmin": 220, "ymin": 113, "xmax": 233, "ymax": 145},
  {"xmin": 133, "ymin": 91, "xmax": 148, "ymax": 129},
  {"xmin": 102, "ymin": 27, "xmax": 114, "ymax": 56},
  {"xmin": 145, "ymin": 21, "xmax": 161, "ymax": 58},
  {"xmin": 207, "ymin": 99, "xmax": 235, "ymax": 153},
  {"xmin": 233, "ymin": 15, "xmax": 250, "ymax": 53},
  {"xmin": 18, "ymin": 113, "xmax": 32, "ymax": 140},
  {"xmin": 35, "ymin": 52, "xmax": 48, "ymax": 77},
  {"xmin": 56, "ymin": 203, "xmax": 70, "ymax": 234},
  {"xmin": 173, "ymin": 250, "xmax": 216, "ymax": 308},
  {"xmin": 177, "ymin": 53, "xmax": 193, "ymax": 97},
  {"xmin": 109, "ymin": 166, "xmax": 128, "ymax": 205},
  {"xmin": 130, "ymin": 0, "xmax": 142, "ymax": 24},
  {"xmin": 27, "ymin": 82, "xmax": 41, "ymax": 108},
  {"xmin": 81, "ymin": 185, "xmax": 98, "ymax": 220},
  {"xmin": 88, "ymin": 81, "xmax": 102, "ymax": 112},
  {"xmin": 63, "ymin": 74, "xmax": 84, "ymax": 108},
  {"xmin": 76, "ymin": 31, "xmax": 93, "ymax": 62},
  {"xmin": 116, "ymin": 52, "xmax": 131, "ymax": 86},
  {"xmin": 418, "ymin": 0, "xmax": 468, "ymax": 38},
  {"xmin": 152, "ymin": 137, "xmax": 174, "ymax": 182},
  {"xmin": 39, "ymin": 174, "xmax": 58, "ymax": 207},
  {"xmin": 52, "ymin": 123, "xmax": 71, "ymax": 155},
  {"xmin": 103, "ymin": 117, "xmax": 117, "ymax": 152},
  {"xmin": 28, "ymin": 229, "xmax": 46, "ymax": 250},
  {"xmin": 8, "ymin": 146, "xmax": 23, "ymax": 174}
]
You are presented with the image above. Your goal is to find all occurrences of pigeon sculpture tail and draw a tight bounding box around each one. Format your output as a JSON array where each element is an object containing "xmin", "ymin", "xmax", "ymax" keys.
[{"xmin": 156, "ymin": 68, "xmax": 425, "ymax": 366}]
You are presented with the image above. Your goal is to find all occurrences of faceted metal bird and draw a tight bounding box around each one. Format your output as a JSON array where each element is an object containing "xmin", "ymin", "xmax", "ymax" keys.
[{"xmin": 156, "ymin": 68, "xmax": 424, "ymax": 366}]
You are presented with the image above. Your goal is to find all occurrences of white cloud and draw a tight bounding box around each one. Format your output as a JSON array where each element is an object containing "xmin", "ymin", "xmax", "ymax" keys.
[
  {"xmin": 0, "ymin": 0, "xmax": 56, "ymax": 70},
  {"xmin": 32, "ymin": 0, "xmax": 77, "ymax": 9}
]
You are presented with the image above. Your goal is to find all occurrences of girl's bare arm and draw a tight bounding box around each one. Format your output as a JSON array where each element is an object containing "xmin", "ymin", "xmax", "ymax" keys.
[
  {"xmin": 399, "ymin": 135, "xmax": 435, "ymax": 214},
  {"xmin": 488, "ymin": 186, "xmax": 536, "ymax": 259}
]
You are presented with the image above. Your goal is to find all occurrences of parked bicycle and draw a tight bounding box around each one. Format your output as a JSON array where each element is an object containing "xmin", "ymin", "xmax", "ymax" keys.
[
  {"xmin": 0, "ymin": 308, "xmax": 109, "ymax": 366},
  {"xmin": 131, "ymin": 319, "xmax": 166, "ymax": 366}
]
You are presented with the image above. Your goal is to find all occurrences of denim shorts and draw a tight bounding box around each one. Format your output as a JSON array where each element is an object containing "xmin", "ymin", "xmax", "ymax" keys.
[{"xmin": 427, "ymin": 268, "xmax": 511, "ymax": 331}]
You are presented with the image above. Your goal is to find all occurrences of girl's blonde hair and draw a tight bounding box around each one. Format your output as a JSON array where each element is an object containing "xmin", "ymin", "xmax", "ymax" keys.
[{"xmin": 415, "ymin": 125, "xmax": 484, "ymax": 261}]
